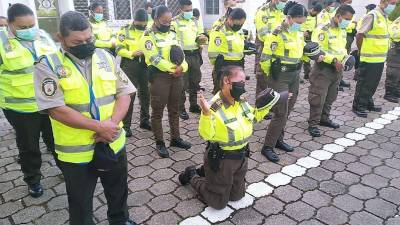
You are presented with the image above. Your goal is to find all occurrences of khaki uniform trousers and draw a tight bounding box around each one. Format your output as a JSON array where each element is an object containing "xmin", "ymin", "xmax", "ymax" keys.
[
  {"xmin": 308, "ymin": 63, "xmax": 342, "ymax": 127},
  {"xmin": 385, "ymin": 47, "xmax": 400, "ymax": 98},
  {"xmin": 191, "ymin": 148, "xmax": 248, "ymax": 210}
]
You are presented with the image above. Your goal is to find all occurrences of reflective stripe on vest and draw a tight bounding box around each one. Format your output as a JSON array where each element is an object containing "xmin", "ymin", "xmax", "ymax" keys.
[
  {"xmin": 175, "ymin": 19, "xmax": 199, "ymax": 50},
  {"xmin": 360, "ymin": 10, "xmax": 390, "ymax": 63}
]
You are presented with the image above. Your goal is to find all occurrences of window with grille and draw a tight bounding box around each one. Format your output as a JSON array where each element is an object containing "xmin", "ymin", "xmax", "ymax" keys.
[
  {"xmin": 205, "ymin": 0, "xmax": 219, "ymax": 15},
  {"xmin": 114, "ymin": 0, "xmax": 132, "ymax": 20}
]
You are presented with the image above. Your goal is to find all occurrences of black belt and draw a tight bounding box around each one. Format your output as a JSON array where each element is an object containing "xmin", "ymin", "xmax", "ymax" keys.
[
  {"xmin": 392, "ymin": 42, "xmax": 400, "ymax": 48},
  {"xmin": 220, "ymin": 145, "xmax": 250, "ymax": 160},
  {"xmin": 184, "ymin": 49, "xmax": 200, "ymax": 55},
  {"xmin": 279, "ymin": 63, "xmax": 301, "ymax": 72}
]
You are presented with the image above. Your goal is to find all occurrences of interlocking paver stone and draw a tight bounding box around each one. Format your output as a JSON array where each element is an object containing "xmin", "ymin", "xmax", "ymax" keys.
[
  {"xmin": 307, "ymin": 167, "xmax": 333, "ymax": 181},
  {"xmin": 348, "ymin": 211, "xmax": 383, "ymax": 225},
  {"xmin": 365, "ymin": 198, "xmax": 397, "ymax": 219},
  {"xmin": 12, "ymin": 206, "xmax": 46, "ymax": 224},
  {"xmin": 316, "ymin": 207, "xmax": 348, "ymax": 225},
  {"xmin": 302, "ymin": 190, "xmax": 331, "ymax": 208},
  {"xmin": 378, "ymin": 187, "xmax": 400, "ymax": 205},
  {"xmin": 320, "ymin": 180, "xmax": 346, "ymax": 196},
  {"xmin": 333, "ymin": 171, "xmax": 360, "ymax": 185},
  {"xmin": 284, "ymin": 201, "xmax": 315, "ymax": 222},
  {"xmin": 175, "ymin": 199, "xmax": 205, "ymax": 218},
  {"xmin": 262, "ymin": 214, "xmax": 296, "ymax": 225},
  {"xmin": 230, "ymin": 208, "xmax": 263, "ymax": 225},
  {"xmin": 0, "ymin": 201, "xmax": 23, "ymax": 218},
  {"xmin": 291, "ymin": 176, "xmax": 318, "ymax": 191},
  {"xmin": 148, "ymin": 194, "xmax": 180, "ymax": 212},
  {"xmin": 361, "ymin": 174, "xmax": 389, "ymax": 189},
  {"xmin": 273, "ymin": 185, "xmax": 302, "ymax": 203},
  {"xmin": 333, "ymin": 194, "xmax": 363, "ymax": 213},
  {"xmin": 253, "ymin": 196, "xmax": 284, "ymax": 217}
]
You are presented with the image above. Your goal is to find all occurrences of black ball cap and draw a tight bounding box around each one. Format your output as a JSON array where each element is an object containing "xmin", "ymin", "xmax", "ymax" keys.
[
  {"xmin": 256, "ymin": 88, "xmax": 289, "ymax": 109},
  {"xmin": 304, "ymin": 42, "xmax": 325, "ymax": 61},
  {"xmin": 170, "ymin": 45, "xmax": 185, "ymax": 65}
]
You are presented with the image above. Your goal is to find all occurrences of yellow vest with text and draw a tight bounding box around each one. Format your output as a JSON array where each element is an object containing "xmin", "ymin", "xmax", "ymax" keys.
[
  {"xmin": 46, "ymin": 49, "xmax": 126, "ymax": 163},
  {"xmin": 208, "ymin": 25, "xmax": 245, "ymax": 65},
  {"xmin": 255, "ymin": 3, "xmax": 285, "ymax": 42},
  {"xmin": 360, "ymin": 10, "xmax": 390, "ymax": 63},
  {"xmin": 91, "ymin": 20, "xmax": 116, "ymax": 49},
  {"xmin": 116, "ymin": 25, "xmax": 145, "ymax": 59},
  {"xmin": 260, "ymin": 26, "xmax": 305, "ymax": 74},
  {"xmin": 172, "ymin": 16, "xmax": 203, "ymax": 51},
  {"xmin": 0, "ymin": 30, "xmax": 56, "ymax": 112}
]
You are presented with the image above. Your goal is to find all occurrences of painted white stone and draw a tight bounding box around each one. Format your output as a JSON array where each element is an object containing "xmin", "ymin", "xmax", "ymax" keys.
[
  {"xmin": 323, "ymin": 144, "xmax": 345, "ymax": 153},
  {"xmin": 281, "ymin": 164, "xmax": 307, "ymax": 177},
  {"xmin": 381, "ymin": 113, "xmax": 398, "ymax": 121},
  {"xmin": 345, "ymin": 133, "xmax": 366, "ymax": 141},
  {"xmin": 180, "ymin": 216, "xmax": 211, "ymax": 225},
  {"xmin": 296, "ymin": 157, "xmax": 321, "ymax": 169},
  {"xmin": 335, "ymin": 138, "xmax": 356, "ymax": 147},
  {"xmin": 265, "ymin": 172, "xmax": 292, "ymax": 187},
  {"xmin": 355, "ymin": 127, "xmax": 375, "ymax": 135},
  {"xmin": 365, "ymin": 122, "xmax": 384, "ymax": 130},
  {"xmin": 246, "ymin": 182, "xmax": 274, "ymax": 198},
  {"xmin": 373, "ymin": 118, "xmax": 391, "ymax": 125},
  {"xmin": 310, "ymin": 150, "xmax": 333, "ymax": 161},
  {"xmin": 228, "ymin": 193, "xmax": 254, "ymax": 210},
  {"xmin": 388, "ymin": 110, "xmax": 400, "ymax": 116},
  {"xmin": 201, "ymin": 206, "xmax": 234, "ymax": 223}
]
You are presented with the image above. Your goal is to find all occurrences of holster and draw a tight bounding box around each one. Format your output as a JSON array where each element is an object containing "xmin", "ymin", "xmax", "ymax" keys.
[
  {"xmin": 271, "ymin": 58, "xmax": 282, "ymax": 80},
  {"xmin": 207, "ymin": 142, "xmax": 222, "ymax": 172}
]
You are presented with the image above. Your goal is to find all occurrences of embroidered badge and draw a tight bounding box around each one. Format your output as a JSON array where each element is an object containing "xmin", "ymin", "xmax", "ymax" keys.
[
  {"xmin": 55, "ymin": 65, "xmax": 71, "ymax": 78},
  {"xmin": 145, "ymin": 40, "xmax": 153, "ymax": 50},
  {"xmin": 270, "ymin": 41, "xmax": 278, "ymax": 51},
  {"xmin": 118, "ymin": 34, "xmax": 125, "ymax": 42},
  {"xmin": 215, "ymin": 37, "xmax": 222, "ymax": 46},
  {"xmin": 319, "ymin": 33, "xmax": 325, "ymax": 41},
  {"xmin": 42, "ymin": 78, "xmax": 57, "ymax": 97}
]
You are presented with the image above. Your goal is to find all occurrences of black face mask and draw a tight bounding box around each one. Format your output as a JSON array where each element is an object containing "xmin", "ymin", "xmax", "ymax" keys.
[
  {"xmin": 68, "ymin": 42, "xmax": 95, "ymax": 59},
  {"xmin": 134, "ymin": 24, "xmax": 147, "ymax": 30},
  {"xmin": 157, "ymin": 24, "xmax": 170, "ymax": 33},
  {"xmin": 230, "ymin": 82, "xmax": 246, "ymax": 101},
  {"xmin": 231, "ymin": 24, "xmax": 243, "ymax": 32}
]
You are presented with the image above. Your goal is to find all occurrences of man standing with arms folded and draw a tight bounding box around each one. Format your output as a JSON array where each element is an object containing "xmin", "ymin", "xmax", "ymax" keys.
[{"xmin": 353, "ymin": 0, "xmax": 396, "ymax": 117}]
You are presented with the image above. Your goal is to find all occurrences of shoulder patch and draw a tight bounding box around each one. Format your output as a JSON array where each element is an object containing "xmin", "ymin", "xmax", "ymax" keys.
[
  {"xmin": 145, "ymin": 40, "xmax": 153, "ymax": 50},
  {"xmin": 210, "ymin": 98, "xmax": 223, "ymax": 112},
  {"xmin": 118, "ymin": 34, "xmax": 125, "ymax": 42},
  {"xmin": 214, "ymin": 37, "xmax": 222, "ymax": 46},
  {"xmin": 42, "ymin": 78, "xmax": 57, "ymax": 97},
  {"xmin": 270, "ymin": 41, "xmax": 278, "ymax": 51}
]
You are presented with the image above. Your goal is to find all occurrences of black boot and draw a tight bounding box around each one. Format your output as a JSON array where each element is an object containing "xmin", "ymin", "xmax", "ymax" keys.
[
  {"xmin": 308, "ymin": 126, "xmax": 321, "ymax": 137},
  {"xmin": 180, "ymin": 109, "xmax": 189, "ymax": 120},
  {"xmin": 139, "ymin": 120, "xmax": 152, "ymax": 131},
  {"xmin": 28, "ymin": 183, "xmax": 43, "ymax": 198},
  {"xmin": 384, "ymin": 94, "xmax": 399, "ymax": 103},
  {"xmin": 125, "ymin": 219, "xmax": 138, "ymax": 225},
  {"xmin": 367, "ymin": 105, "xmax": 382, "ymax": 112},
  {"xmin": 261, "ymin": 146, "xmax": 280, "ymax": 162},
  {"xmin": 170, "ymin": 138, "xmax": 192, "ymax": 149},
  {"xmin": 189, "ymin": 105, "xmax": 202, "ymax": 114},
  {"xmin": 275, "ymin": 140, "xmax": 294, "ymax": 152},
  {"xmin": 339, "ymin": 80, "xmax": 350, "ymax": 88},
  {"xmin": 179, "ymin": 166, "xmax": 197, "ymax": 185},
  {"xmin": 196, "ymin": 165, "xmax": 205, "ymax": 177},
  {"xmin": 156, "ymin": 141, "xmax": 169, "ymax": 158},
  {"xmin": 352, "ymin": 108, "xmax": 368, "ymax": 118},
  {"xmin": 319, "ymin": 120, "xmax": 340, "ymax": 129}
]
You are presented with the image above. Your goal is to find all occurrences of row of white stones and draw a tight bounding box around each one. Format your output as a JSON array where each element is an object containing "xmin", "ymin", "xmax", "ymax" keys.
[{"xmin": 180, "ymin": 107, "xmax": 400, "ymax": 225}]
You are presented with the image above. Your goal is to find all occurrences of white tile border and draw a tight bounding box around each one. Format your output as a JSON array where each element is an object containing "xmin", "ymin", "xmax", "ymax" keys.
[{"xmin": 179, "ymin": 106, "xmax": 398, "ymax": 225}]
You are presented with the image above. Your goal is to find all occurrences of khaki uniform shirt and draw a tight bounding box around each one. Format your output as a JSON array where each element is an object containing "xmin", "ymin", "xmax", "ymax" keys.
[{"xmin": 34, "ymin": 48, "xmax": 136, "ymax": 113}]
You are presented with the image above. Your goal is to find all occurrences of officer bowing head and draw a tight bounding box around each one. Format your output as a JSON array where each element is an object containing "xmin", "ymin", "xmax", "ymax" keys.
[
  {"xmin": 283, "ymin": 1, "xmax": 308, "ymax": 32},
  {"xmin": 226, "ymin": 8, "xmax": 246, "ymax": 32},
  {"xmin": 133, "ymin": 8, "xmax": 148, "ymax": 30},
  {"xmin": 333, "ymin": 4, "xmax": 355, "ymax": 30},
  {"xmin": 57, "ymin": 11, "xmax": 95, "ymax": 59},
  {"xmin": 7, "ymin": 3, "xmax": 37, "ymax": 41},
  {"xmin": 154, "ymin": 5, "xmax": 172, "ymax": 33}
]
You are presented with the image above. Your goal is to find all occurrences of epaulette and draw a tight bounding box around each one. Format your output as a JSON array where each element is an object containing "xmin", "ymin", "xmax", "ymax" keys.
[
  {"xmin": 143, "ymin": 29, "xmax": 151, "ymax": 36},
  {"xmin": 215, "ymin": 22, "xmax": 225, "ymax": 32},
  {"xmin": 272, "ymin": 26, "xmax": 282, "ymax": 35},
  {"xmin": 210, "ymin": 98, "xmax": 223, "ymax": 112},
  {"xmin": 36, "ymin": 55, "xmax": 47, "ymax": 64},
  {"xmin": 321, "ymin": 23, "xmax": 330, "ymax": 31}
]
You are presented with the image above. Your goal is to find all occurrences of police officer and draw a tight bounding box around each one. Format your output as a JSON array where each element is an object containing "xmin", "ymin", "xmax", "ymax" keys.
[
  {"xmin": 172, "ymin": 0, "xmax": 208, "ymax": 120},
  {"xmin": 0, "ymin": 4, "xmax": 56, "ymax": 198},
  {"xmin": 308, "ymin": 5, "xmax": 355, "ymax": 137},
  {"xmin": 178, "ymin": 66, "xmax": 281, "ymax": 209},
  {"xmin": 116, "ymin": 9, "xmax": 151, "ymax": 136},
  {"xmin": 208, "ymin": 8, "xmax": 247, "ymax": 94},
  {"xmin": 259, "ymin": 2, "xmax": 308, "ymax": 162},
  {"xmin": 254, "ymin": 0, "xmax": 287, "ymax": 100},
  {"xmin": 33, "ymin": 11, "xmax": 137, "ymax": 225},
  {"xmin": 384, "ymin": 15, "xmax": 400, "ymax": 103},
  {"xmin": 140, "ymin": 6, "xmax": 192, "ymax": 158},
  {"xmin": 301, "ymin": 3, "xmax": 322, "ymax": 81},
  {"xmin": 89, "ymin": 3, "xmax": 116, "ymax": 52},
  {"xmin": 353, "ymin": 0, "xmax": 395, "ymax": 117},
  {"xmin": 318, "ymin": 0, "xmax": 338, "ymax": 25}
]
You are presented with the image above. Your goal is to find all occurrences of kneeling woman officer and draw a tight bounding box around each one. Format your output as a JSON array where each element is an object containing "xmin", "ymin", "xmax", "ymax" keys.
[{"xmin": 178, "ymin": 65, "xmax": 287, "ymax": 209}]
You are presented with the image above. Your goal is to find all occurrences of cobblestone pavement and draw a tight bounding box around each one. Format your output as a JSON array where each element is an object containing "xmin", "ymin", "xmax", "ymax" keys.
[{"xmin": 0, "ymin": 53, "xmax": 399, "ymax": 225}]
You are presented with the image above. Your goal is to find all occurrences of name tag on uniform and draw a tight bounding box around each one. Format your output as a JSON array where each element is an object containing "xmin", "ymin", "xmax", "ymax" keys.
[
  {"xmin": 156, "ymin": 41, "xmax": 169, "ymax": 48},
  {"xmin": 179, "ymin": 26, "xmax": 188, "ymax": 31},
  {"xmin": 226, "ymin": 35, "xmax": 236, "ymax": 41}
]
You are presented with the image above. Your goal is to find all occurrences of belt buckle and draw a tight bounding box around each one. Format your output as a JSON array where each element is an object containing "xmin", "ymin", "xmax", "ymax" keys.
[{"xmin": 281, "ymin": 66, "xmax": 287, "ymax": 72}]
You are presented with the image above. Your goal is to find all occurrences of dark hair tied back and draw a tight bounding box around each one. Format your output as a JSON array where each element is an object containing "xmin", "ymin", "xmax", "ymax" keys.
[{"xmin": 283, "ymin": 1, "xmax": 308, "ymax": 18}]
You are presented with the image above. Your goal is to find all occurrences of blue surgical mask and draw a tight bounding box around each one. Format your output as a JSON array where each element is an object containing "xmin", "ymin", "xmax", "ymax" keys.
[
  {"xmin": 288, "ymin": 22, "xmax": 301, "ymax": 32},
  {"xmin": 276, "ymin": 2, "xmax": 286, "ymax": 11},
  {"xmin": 338, "ymin": 19, "xmax": 351, "ymax": 29},
  {"xmin": 94, "ymin": 13, "xmax": 104, "ymax": 22},
  {"xmin": 16, "ymin": 27, "xmax": 38, "ymax": 41},
  {"xmin": 384, "ymin": 4, "xmax": 395, "ymax": 15},
  {"xmin": 183, "ymin": 11, "xmax": 193, "ymax": 20}
]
